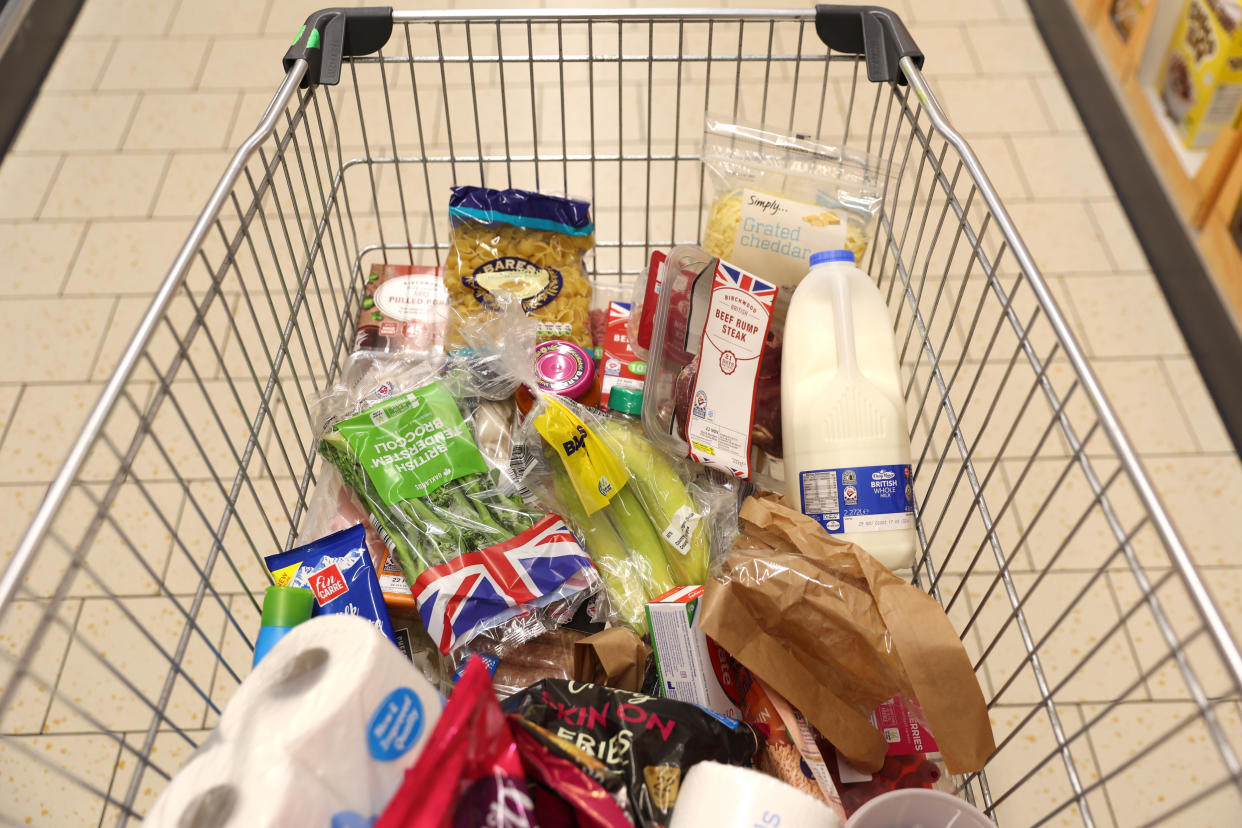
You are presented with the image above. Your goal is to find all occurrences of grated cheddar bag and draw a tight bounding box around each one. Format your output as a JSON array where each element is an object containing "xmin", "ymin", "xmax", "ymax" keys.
[
  {"xmin": 445, "ymin": 186, "xmax": 595, "ymax": 350},
  {"xmin": 700, "ymin": 117, "xmax": 885, "ymax": 292}
]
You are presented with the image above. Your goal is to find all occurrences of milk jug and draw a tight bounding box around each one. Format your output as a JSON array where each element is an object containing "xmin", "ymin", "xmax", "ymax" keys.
[{"xmin": 782, "ymin": 249, "xmax": 916, "ymax": 570}]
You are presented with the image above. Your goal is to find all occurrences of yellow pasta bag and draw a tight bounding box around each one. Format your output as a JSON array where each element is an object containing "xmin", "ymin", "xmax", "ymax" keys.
[{"xmin": 445, "ymin": 186, "xmax": 595, "ymax": 349}]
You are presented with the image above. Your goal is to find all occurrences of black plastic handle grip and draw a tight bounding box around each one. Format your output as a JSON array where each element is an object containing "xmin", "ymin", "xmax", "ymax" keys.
[
  {"xmin": 283, "ymin": 6, "xmax": 394, "ymax": 87},
  {"xmin": 814, "ymin": 5, "xmax": 923, "ymax": 85}
]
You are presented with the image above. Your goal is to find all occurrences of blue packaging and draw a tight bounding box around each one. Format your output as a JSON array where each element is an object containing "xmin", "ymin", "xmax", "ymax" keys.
[
  {"xmin": 264, "ymin": 524, "xmax": 398, "ymax": 647},
  {"xmin": 448, "ymin": 186, "xmax": 594, "ymax": 236}
]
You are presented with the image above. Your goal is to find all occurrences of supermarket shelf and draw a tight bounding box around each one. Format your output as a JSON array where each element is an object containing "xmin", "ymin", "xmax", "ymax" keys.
[{"xmin": 1028, "ymin": 0, "xmax": 1242, "ymax": 456}]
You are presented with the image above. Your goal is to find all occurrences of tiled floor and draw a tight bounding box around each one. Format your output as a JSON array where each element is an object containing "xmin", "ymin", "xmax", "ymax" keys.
[{"xmin": 1, "ymin": 0, "xmax": 1241, "ymax": 825}]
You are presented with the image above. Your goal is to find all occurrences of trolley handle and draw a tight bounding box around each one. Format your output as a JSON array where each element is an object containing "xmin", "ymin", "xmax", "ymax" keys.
[
  {"xmin": 815, "ymin": 4, "xmax": 924, "ymax": 85},
  {"xmin": 283, "ymin": 6, "xmax": 394, "ymax": 87}
]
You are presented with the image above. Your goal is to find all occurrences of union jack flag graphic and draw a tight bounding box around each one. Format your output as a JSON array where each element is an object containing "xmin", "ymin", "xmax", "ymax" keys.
[
  {"xmin": 412, "ymin": 514, "xmax": 596, "ymax": 653},
  {"xmin": 715, "ymin": 262, "xmax": 777, "ymax": 308}
]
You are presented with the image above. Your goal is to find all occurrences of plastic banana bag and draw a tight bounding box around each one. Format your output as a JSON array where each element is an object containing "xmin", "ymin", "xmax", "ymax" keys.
[
  {"xmin": 514, "ymin": 382, "xmax": 737, "ymax": 637},
  {"xmin": 315, "ymin": 353, "xmax": 601, "ymax": 661}
]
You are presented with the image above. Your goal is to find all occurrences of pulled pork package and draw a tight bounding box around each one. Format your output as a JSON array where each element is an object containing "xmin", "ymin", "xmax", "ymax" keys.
[
  {"xmin": 699, "ymin": 495, "xmax": 994, "ymax": 775},
  {"xmin": 355, "ymin": 263, "xmax": 449, "ymax": 358},
  {"xmin": 505, "ymin": 679, "xmax": 759, "ymax": 828},
  {"xmin": 445, "ymin": 186, "xmax": 595, "ymax": 349}
]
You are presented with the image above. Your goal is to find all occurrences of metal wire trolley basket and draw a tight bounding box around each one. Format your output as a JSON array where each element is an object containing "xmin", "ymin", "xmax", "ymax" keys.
[{"xmin": 2, "ymin": 5, "xmax": 1240, "ymax": 825}]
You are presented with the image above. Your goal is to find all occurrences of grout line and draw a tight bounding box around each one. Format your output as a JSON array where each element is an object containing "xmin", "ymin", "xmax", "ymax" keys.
[
  {"xmin": 95, "ymin": 733, "xmax": 128, "ymax": 828},
  {"xmin": 38, "ymin": 597, "xmax": 88, "ymax": 736},
  {"xmin": 146, "ymin": 153, "xmax": 178, "ymax": 220},
  {"xmin": 55, "ymin": 222, "xmax": 93, "ymax": 297},
  {"xmin": 257, "ymin": 0, "xmax": 279, "ymax": 39},
  {"xmin": 1000, "ymin": 133, "xmax": 1034, "ymax": 199},
  {"xmin": 956, "ymin": 22, "xmax": 984, "ymax": 76},
  {"xmin": 221, "ymin": 91, "xmax": 248, "ymax": 153},
  {"xmin": 1028, "ymin": 73, "xmax": 1082, "ymax": 134},
  {"xmin": 192, "ymin": 37, "xmax": 215, "ymax": 91},
  {"xmin": 200, "ymin": 594, "xmax": 236, "ymax": 730},
  {"xmin": 86, "ymin": 298, "xmax": 123, "ymax": 381},
  {"xmin": 158, "ymin": 488, "xmax": 192, "ymax": 586},
  {"xmin": 1045, "ymin": 276, "xmax": 1096, "ymax": 358},
  {"xmin": 1045, "ymin": 274, "xmax": 1093, "ymax": 352},
  {"xmin": 1157, "ymin": 356, "xmax": 1207, "ymax": 455},
  {"xmin": 1102, "ymin": 570, "xmax": 1157, "ymax": 701},
  {"xmin": 114, "ymin": 91, "xmax": 146, "ymax": 152},
  {"xmin": 0, "ymin": 384, "xmax": 25, "ymax": 455},
  {"xmin": 93, "ymin": 39, "xmax": 120, "ymax": 93},
  {"xmin": 163, "ymin": 0, "xmax": 187, "ymax": 38},
  {"xmin": 1071, "ymin": 699, "xmax": 1124, "ymax": 828},
  {"xmin": 31, "ymin": 155, "xmax": 66, "ymax": 221}
]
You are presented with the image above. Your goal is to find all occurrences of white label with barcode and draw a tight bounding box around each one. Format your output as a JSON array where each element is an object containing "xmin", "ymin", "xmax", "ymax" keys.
[{"xmin": 661, "ymin": 505, "xmax": 700, "ymax": 555}]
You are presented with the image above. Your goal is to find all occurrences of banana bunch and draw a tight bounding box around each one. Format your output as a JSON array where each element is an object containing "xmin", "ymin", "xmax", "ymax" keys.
[{"xmin": 546, "ymin": 416, "xmax": 711, "ymax": 636}]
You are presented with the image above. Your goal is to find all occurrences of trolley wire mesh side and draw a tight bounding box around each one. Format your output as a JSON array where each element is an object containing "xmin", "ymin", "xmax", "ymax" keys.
[
  {"xmin": 1, "ymin": 10, "xmax": 1239, "ymax": 827},
  {"xmin": 0, "ymin": 59, "xmax": 374, "ymax": 824},
  {"xmin": 862, "ymin": 57, "xmax": 1242, "ymax": 825}
]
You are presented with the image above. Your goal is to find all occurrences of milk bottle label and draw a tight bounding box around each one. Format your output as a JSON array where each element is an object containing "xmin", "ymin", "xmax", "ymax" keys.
[
  {"xmin": 731, "ymin": 189, "xmax": 847, "ymax": 288},
  {"xmin": 799, "ymin": 464, "xmax": 914, "ymax": 534},
  {"xmin": 686, "ymin": 261, "xmax": 777, "ymax": 478}
]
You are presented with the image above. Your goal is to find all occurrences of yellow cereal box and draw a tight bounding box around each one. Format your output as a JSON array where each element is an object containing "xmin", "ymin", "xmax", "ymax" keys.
[{"xmin": 1159, "ymin": 0, "xmax": 1242, "ymax": 149}]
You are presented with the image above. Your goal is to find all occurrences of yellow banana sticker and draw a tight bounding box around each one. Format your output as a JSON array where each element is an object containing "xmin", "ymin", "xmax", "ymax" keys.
[{"xmin": 534, "ymin": 397, "xmax": 627, "ymax": 515}]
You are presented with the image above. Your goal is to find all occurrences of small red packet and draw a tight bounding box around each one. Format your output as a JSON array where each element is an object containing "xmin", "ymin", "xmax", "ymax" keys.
[
  {"xmin": 633, "ymin": 249, "xmax": 667, "ymax": 356},
  {"xmin": 873, "ymin": 695, "xmax": 938, "ymax": 756},
  {"xmin": 599, "ymin": 300, "xmax": 645, "ymax": 409}
]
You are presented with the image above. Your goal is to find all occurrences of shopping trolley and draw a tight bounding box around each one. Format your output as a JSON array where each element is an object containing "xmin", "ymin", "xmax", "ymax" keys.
[{"xmin": 2, "ymin": 5, "xmax": 1239, "ymax": 825}]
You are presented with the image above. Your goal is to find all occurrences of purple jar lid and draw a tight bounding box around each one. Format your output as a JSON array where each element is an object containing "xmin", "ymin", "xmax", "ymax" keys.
[{"xmin": 534, "ymin": 340, "xmax": 594, "ymax": 399}]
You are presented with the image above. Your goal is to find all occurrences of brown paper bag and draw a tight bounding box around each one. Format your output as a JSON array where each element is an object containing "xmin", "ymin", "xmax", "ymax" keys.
[
  {"xmin": 572, "ymin": 627, "xmax": 651, "ymax": 692},
  {"xmin": 699, "ymin": 495, "xmax": 994, "ymax": 774}
]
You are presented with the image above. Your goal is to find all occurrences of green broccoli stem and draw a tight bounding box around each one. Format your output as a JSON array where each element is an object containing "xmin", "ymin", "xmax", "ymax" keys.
[
  {"xmin": 318, "ymin": 434, "xmax": 427, "ymax": 586},
  {"xmin": 402, "ymin": 495, "xmax": 460, "ymax": 564}
]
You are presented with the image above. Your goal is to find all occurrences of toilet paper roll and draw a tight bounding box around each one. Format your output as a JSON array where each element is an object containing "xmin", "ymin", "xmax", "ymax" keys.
[
  {"xmin": 148, "ymin": 615, "xmax": 442, "ymax": 825},
  {"xmin": 144, "ymin": 753, "xmax": 347, "ymax": 828},
  {"xmin": 669, "ymin": 762, "xmax": 843, "ymax": 828}
]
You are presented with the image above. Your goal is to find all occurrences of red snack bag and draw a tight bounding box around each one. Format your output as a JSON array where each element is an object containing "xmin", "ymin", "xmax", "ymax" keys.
[
  {"xmin": 510, "ymin": 718, "xmax": 636, "ymax": 828},
  {"xmin": 375, "ymin": 658, "xmax": 534, "ymax": 828}
]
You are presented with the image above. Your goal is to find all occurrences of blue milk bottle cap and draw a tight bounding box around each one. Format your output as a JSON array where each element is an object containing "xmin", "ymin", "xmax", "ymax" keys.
[{"xmin": 810, "ymin": 249, "xmax": 856, "ymax": 266}]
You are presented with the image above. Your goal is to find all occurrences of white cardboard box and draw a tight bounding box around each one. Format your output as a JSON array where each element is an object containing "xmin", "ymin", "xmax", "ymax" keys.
[{"xmin": 645, "ymin": 585, "xmax": 744, "ymax": 720}]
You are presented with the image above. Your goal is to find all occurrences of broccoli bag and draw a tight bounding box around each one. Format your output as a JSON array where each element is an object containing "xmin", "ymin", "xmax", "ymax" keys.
[{"xmin": 317, "ymin": 361, "xmax": 600, "ymax": 659}]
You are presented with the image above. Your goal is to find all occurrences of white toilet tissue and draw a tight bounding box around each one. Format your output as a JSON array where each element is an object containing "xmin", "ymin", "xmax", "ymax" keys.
[
  {"xmin": 144, "ymin": 754, "xmax": 346, "ymax": 828},
  {"xmin": 146, "ymin": 615, "xmax": 442, "ymax": 826},
  {"xmin": 669, "ymin": 761, "xmax": 843, "ymax": 828}
]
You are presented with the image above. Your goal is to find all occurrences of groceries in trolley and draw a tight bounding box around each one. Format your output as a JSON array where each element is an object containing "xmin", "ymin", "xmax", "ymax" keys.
[{"xmin": 143, "ymin": 122, "xmax": 998, "ymax": 827}]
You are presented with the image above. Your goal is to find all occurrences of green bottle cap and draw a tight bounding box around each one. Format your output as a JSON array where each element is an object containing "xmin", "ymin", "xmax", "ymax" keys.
[
  {"xmin": 260, "ymin": 585, "xmax": 314, "ymax": 629},
  {"xmin": 609, "ymin": 386, "xmax": 644, "ymax": 417}
]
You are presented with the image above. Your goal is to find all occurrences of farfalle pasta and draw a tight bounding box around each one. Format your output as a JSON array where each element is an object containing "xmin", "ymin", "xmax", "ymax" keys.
[{"xmin": 445, "ymin": 186, "xmax": 594, "ymax": 349}]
